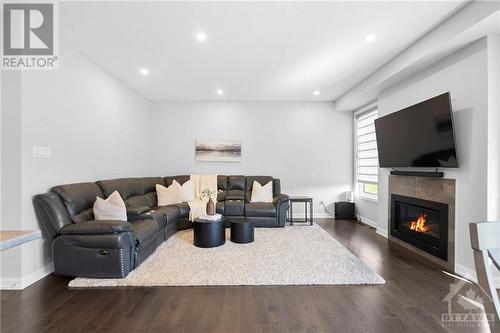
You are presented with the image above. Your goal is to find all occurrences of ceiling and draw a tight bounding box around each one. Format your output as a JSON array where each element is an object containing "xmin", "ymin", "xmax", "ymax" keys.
[{"xmin": 61, "ymin": 1, "xmax": 467, "ymax": 101}]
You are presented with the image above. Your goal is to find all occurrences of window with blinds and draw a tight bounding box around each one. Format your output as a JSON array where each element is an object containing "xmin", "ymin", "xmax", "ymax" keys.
[{"xmin": 356, "ymin": 108, "xmax": 378, "ymax": 199}]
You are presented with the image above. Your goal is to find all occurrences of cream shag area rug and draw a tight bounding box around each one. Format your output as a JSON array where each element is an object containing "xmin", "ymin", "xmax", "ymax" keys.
[{"xmin": 69, "ymin": 224, "xmax": 385, "ymax": 287}]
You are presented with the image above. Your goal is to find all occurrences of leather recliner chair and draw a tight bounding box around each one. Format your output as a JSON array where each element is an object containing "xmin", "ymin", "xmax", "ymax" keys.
[{"xmin": 33, "ymin": 175, "xmax": 289, "ymax": 278}]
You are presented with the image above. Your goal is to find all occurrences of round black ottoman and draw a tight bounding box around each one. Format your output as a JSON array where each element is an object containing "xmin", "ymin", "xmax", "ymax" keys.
[
  {"xmin": 193, "ymin": 218, "xmax": 225, "ymax": 248},
  {"xmin": 230, "ymin": 219, "xmax": 254, "ymax": 244}
]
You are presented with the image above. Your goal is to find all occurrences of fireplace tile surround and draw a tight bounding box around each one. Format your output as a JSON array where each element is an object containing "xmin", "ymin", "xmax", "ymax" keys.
[{"xmin": 388, "ymin": 175, "xmax": 456, "ymax": 272}]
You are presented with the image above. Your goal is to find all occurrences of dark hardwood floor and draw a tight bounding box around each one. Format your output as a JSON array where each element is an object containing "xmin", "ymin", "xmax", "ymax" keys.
[{"xmin": 1, "ymin": 219, "xmax": 492, "ymax": 333}]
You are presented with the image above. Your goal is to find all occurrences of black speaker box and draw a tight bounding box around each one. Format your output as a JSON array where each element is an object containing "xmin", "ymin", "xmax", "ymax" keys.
[{"xmin": 334, "ymin": 202, "xmax": 355, "ymax": 220}]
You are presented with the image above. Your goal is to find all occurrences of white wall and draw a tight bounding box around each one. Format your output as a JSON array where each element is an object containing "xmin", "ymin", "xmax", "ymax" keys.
[
  {"xmin": 486, "ymin": 34, "xmax": 500, "ymax": 221},
  {"xmin": 150, "ymin": 101, "xmax": 353, "ymax": 217},
  {"xmin": 486, "ymin": 34, "xmax": 500, "ymax": 283},
  {"xmin": 0, "ymin": 43, "xmax": 152, "ymax": 289},
  {"xmin": 376, "ymin": 39, "xmax": 489, "ymax": 279},
  {"xmin": 1, "ymin": 71, "xmax": 23, "ymax": 283},
  {"xmin": 356, "ymin": 199, "xmax": 379, "ymax": 229}
]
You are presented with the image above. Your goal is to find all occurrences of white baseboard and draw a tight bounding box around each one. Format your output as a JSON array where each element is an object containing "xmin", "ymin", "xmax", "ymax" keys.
[
  {"xmin": 1, "ymin": 278, "xmax": 21, "ymax": 290},
  {"xmin": 455, "ymin": 263, "xmax": 477, "ymax": 283},
  {"xmin": 376, "ymin": 228, "xmax": 388, "ymax": 238},
  {"xmin": 358, "ymin": 215, "xmax": 377, "ymax": 228},
  {"xmin": 1, "ymin": 264, "xmax": 53, "ymax": 290},
  {"xmin": 358, "ymin": 215, "xmax": 388, "ymax": 238},
  {"xmin": 312, "ymin": 213, "xmax": 334, "ymax": 218},
  {"xmin": 455, "ymin": 263, "xmax": 500, "ymax": 289}
]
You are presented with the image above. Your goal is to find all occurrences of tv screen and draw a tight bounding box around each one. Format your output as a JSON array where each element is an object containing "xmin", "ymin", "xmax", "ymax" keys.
[{"xmin": 374, "ymin": 92, "xmax": 458, "ymax": 168}]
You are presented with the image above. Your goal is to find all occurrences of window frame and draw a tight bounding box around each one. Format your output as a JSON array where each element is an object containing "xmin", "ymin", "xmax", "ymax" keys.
[{"xmin": 354, "ymin": 106, "xmax": 379, "ymax": 202}]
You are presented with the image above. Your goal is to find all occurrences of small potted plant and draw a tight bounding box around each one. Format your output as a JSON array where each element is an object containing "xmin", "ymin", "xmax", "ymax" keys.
[{"xmin": 201, "ymin": 188, "xmax": 220, "ymax": 215}]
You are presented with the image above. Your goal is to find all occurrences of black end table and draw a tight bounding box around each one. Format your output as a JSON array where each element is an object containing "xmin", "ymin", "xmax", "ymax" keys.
[
  {"xmin": 287, "ymin": 196, "xmax": 313, "ymax": 225},
  {"xmin": 193, "ymin": 218, "xmax": 225, "ymax": 248},
  {"xmin": 230, "ymin": 219, "xmax": 254, "ymax": 244}
]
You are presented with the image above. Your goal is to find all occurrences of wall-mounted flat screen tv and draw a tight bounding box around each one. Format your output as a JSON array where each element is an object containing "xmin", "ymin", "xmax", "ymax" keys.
[{"xmin": 374, "ymin": 92, "xmax": 459, "ymax": 168}]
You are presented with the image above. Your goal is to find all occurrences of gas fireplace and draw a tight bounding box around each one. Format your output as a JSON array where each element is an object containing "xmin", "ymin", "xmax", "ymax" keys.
[{"xmin": 390, "ymin": 194, "xmax": 448, "ymax": 260}]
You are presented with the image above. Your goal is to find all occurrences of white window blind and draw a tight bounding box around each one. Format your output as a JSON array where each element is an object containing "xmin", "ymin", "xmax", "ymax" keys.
[{"xmin": 356, "ymin": 108, "xmax": 378, "ymax": 199}]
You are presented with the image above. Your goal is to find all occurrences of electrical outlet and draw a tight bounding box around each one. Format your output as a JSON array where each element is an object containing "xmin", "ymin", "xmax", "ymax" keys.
[
  {"xmin": 33, "ymin": 146, "xmax": 51, "ymax": 158},
  {"xmin": 320, "ymin": 200, "xmax": 324, "ymax": 205}
]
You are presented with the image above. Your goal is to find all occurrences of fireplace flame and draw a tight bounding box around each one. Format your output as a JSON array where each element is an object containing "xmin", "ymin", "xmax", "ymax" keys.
[{"xmin": 410, "ymin": 213, "xmax": 429, "ymax": 233}]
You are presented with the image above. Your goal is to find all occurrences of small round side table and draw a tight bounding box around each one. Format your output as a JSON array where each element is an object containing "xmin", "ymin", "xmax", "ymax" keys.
[
  {"xmin": 193, "ymin": 218, "xmax": 225, "ymax": 248},
  {"xmin": 230, "ymin": 219, "xmax": 254, "ymax": 244}
]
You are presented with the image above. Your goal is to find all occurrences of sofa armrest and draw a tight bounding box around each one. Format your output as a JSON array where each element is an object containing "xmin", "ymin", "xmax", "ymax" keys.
[
  {"xmin": 274, "ymin": 194, "xmax": 289, "ymax": 228},
  {"xmin": 59, "ymin": 220, "xmax": 133, "ymax": 235},
  {"xmin": 273, "ymin": 194, "xmax": 289, "ymax": 205},
  {"xmin": 53, "ymin": 232, "xmax": 135, "ymax": 278}
]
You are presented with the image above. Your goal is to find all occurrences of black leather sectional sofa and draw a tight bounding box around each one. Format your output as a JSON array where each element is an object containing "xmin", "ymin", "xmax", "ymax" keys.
[{"xmin": 33, "ymin": 175, "xmax": 289, "ymax": 278}]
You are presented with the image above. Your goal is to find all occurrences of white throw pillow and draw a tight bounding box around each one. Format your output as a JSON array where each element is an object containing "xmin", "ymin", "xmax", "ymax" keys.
[
  {"xmin": 250, "ymin": 180, "xmax": 273, "ymax": 203},
  {"xmin": 174, "ymin": 179, "xmax": 196, "ymax": 202},
  {"xmin": 93, "ymin": 190, "xmax": 127, "ymax": 221},
  {"xmin": 156, "ymin": 182, "xmax": 181, "ymax": 206}
]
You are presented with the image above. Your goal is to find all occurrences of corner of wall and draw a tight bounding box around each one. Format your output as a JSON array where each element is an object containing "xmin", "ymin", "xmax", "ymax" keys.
[{"xmin": 486, "ymin": 34, "xmax": 500, "ymax": 221}]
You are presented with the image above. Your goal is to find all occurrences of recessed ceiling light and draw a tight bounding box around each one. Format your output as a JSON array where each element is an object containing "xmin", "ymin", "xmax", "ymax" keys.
[
  {"xmin": 139, "ymin": 68, "xmax": 149, "ymax": 75},
  {"xmin": 196, "ymin": 32, "xmax": 207, "ymax": 42},
  {"xmin": 365, "ymin": 34, "xmax": 376, "ymax": 43},
  {"xmin": 216, "ymin": 89, "xmax": 224, "ymax": 96},
  {"xmin": 313, "ymin": 90, "xmax": 321, "ymax": 96}
]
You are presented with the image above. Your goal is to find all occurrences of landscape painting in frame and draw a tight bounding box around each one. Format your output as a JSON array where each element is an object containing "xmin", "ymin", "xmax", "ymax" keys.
[{"xmin": 195, "ymin": 138, "xmax": 242, "ymax": 162}]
